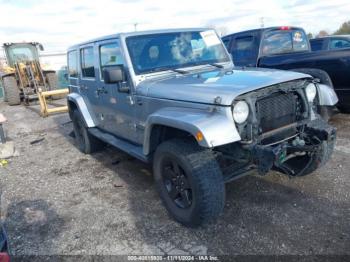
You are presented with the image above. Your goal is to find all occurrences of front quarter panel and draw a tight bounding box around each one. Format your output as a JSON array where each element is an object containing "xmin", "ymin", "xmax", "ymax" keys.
[
  {"xmin": 317, "ymin": 83, "xmax": 339, "ymax": 106},
  {"xmin": 143, "ymin": 106, "xmax": 240, "ymax": 155}
]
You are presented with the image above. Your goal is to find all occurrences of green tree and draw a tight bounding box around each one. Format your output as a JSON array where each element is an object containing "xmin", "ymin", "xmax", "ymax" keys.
[
  {"xmin": 307, "ymin": 32, "xmax": 313, "ymax": 39},
  {"xmin": 334, "ymin": 21, "xmax": 350, "ymax": 35}
]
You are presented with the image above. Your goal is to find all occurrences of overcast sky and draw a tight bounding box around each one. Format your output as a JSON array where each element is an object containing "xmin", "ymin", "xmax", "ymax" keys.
[{"xmin": 0, "ymin": 0, "xmax": 349, "ymax": 53}]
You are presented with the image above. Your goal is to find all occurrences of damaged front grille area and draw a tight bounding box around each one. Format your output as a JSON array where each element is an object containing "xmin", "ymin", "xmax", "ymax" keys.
[
  {"xmin": 235, "ymin": 80, "xmax": 310, "ymax": 144},
  {"xmin": 257, "ymin": 91, "xmax": 304, "ymax": 133}
]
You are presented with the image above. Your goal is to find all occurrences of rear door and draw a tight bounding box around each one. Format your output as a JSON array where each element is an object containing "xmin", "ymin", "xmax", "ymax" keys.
[{"xmin": 67, "ymin": 50, "xmax": 79, "ymax": 94}]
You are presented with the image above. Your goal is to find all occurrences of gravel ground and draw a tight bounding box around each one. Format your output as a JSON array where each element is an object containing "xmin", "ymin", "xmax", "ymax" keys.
[{"xmin": 0, "ymin": 100, "xmax": 349, "ymax": 257}]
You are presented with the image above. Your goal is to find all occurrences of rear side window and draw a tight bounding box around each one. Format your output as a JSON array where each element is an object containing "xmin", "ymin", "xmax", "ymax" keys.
[
  {"xmin": 68, "ymin": 50, "xmax": 78, "ymax": 78},
  {"xmin": 81, "ymin": 47, "xmax": 95, "ymax": 78},
  {"xmin": 222, "ymin": 38, "xmax": 231, "ymax": 49},
  {"xmin": 310, "ymin": 39, "xmax": 324, "ymax": 51},
  {"xmin": 235, "ymin": 36, "xmax": 254, "ymax": 50},
  {"xmin": 261, "ymin": 29, "xmax": 309, "ymax": 55},
  {"xmin": 99, "ymin": 42, "xmax": 124, "ymax": 79},
  {"xmin": 230, "ymin": 36, "xmax": 256, "ymax": 64},
  {"xmin": 329, "ymin": 39, "xmax": 350, "ymax": 50}
]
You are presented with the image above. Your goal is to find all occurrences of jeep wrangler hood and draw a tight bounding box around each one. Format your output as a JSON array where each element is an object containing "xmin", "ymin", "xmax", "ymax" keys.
[{"xmin": 137, "ymin": 67, "xmax": 311, "ymax": 106}]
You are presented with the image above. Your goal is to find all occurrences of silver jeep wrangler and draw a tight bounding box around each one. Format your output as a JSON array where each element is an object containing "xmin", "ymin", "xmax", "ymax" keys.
[{"xmin": 67, "ymin": 28, "xmax": 336, "ymax": 227}]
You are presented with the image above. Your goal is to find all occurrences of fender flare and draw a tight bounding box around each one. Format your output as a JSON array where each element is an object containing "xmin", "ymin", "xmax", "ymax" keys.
[
  {"xmin": 67, "ymin": 93, "xmax": 96, "ymax": 127},
  {"xmin": 143, "ymin": 106, "xmax": 241, "ymax": 155},
  {"xmin": 316, "ymin": 83, "xmax": 339, "ymax": 106}
]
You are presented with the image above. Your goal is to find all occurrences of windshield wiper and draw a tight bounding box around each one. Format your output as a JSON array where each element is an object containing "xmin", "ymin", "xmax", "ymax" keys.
[
  {"xmin": 209, "ymin": 62, "xmax": 224, "ymax": 68},
  {"xmin": 172, "ymin": 68, "xmax": 189, "ymax": 74},
  {"xmin": 147, "ymin": 67, "xmax": 188, "ymax": 74}
]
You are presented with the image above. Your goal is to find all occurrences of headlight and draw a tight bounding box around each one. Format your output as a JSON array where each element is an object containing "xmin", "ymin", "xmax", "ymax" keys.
[
  {"xmin": 305, "ymin": 83, "xmax": 317, "ymax": 102},
  {"xmin": 233, "ymin": 100, "xmax": 249, "ymax": 124}
]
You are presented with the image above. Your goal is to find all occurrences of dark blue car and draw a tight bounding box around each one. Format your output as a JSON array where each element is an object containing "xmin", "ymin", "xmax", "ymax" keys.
[
  {"xmin": 222, "ymin": 26, "xmax": 349, "ymax": 113},
  {"xmin": 0, "ymin": 224, "xmax": 9, "ymax": 262}
]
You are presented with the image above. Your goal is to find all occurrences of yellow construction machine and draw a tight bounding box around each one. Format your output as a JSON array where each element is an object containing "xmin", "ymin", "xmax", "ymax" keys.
[{"xmin": 0, "ymin": 42, "xmax": 68, "ymax": 117}]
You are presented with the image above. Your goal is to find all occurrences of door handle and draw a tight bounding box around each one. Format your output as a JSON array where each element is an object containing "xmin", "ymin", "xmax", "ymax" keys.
[
  {"xmin": 96, "ymin": 87, "xmax": 108, "ymax": 95},
  {"xmin": 136, "ymin": 98, "xmax": 143, "ymax": 105}
]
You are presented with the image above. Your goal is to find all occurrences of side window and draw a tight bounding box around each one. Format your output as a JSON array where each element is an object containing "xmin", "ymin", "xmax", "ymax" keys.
[
  {"xmin": 81, "ymin": 47, "xmax": 95, "ymax": 78},
  {"xmin": 310, "ymin": 40, "xmax": 323, "ymax": 51},
  {"xmin": 99, "ymin": 42, "xmax": 124, "ymax": 79},
  {"xmin": 232, "ymin": 36, "xmax": 255, "ymax": 62},
  {"xmin": 68, "ymin": 50, "xmax": 78, "ymax": 78},
  {"xmin": 329, "ymin": 39, "xmax": 350, "ymax": 50},
  {"xmin": 222, "ymin": 38, "xmax": 231, "ymax": 49}
]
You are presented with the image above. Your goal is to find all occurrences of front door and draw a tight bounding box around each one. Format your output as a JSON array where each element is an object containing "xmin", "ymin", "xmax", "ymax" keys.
[{"xmin": 95, "ymin": 39, "xmax": 136, "ymax": 142}]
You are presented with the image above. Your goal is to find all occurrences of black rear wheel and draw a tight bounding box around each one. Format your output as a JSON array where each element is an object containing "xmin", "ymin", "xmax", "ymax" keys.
[
  {"xmin": 72, "ymin": 110, "xmax": 104, "ymax": 154},
  {"xmin": 153, "ymin": 139, "xmax": 225, "ymax": 227}
]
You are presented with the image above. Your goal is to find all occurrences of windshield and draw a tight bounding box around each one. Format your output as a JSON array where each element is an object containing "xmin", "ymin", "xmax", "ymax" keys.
[
  {"xmin": 126, "ymin": 30, "xmax": 230, "ymax": 74},
  {"xmin": 261, "ymin": 29, "xmax": 309, "ymax": 55},
  {"xmin": 5, "ymin": 44, "xmax": 39, "ymax": 66}
]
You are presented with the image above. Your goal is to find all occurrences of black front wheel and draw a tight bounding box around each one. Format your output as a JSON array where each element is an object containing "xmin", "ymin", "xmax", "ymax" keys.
[{"xmin": 153, "ymin": 139, "xmax": 225, "ymax": 227}]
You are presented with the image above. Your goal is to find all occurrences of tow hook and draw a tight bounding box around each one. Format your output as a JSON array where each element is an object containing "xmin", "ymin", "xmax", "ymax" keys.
[{"xmin": 252, "ymin": 144, "xmax": 287, "ymax": 175}]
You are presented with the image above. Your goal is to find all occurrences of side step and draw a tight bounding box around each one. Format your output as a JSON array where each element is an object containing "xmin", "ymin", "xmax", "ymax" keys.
[{"xmin": 88, "ymin": 128, "xmax": 149, "ymax": 163}]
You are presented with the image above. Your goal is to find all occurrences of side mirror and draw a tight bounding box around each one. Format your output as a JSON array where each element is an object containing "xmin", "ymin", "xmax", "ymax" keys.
[
  {"xmin": 103, "ymin": 66, "xmax": 125, "ymax": 84},
  {"xmin": 38, "ymin": 44, "xmax": 44, "ymax": 51}
]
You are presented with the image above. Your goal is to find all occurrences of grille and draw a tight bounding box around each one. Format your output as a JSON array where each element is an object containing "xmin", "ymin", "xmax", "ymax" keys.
[{"xmin": 257, "ymin": 92, "xmax": 300, "ymax": 133}]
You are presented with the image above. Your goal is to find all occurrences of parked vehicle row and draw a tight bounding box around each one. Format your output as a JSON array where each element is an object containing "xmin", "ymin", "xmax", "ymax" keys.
[
  {"xmin": 310, "ymin": 35, "xmax": 350, "ymax": 51},
  {"xmin": 67, "ymin": 28, "xmax": 336, "ymax": 227},
  {"xmin": 222, "ymin": 26, "xmax": 349, "ymax": 113}
]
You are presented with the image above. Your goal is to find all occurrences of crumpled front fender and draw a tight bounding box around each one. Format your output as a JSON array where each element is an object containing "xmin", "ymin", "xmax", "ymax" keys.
[
  {"xmin": 143, "ymin": 106, "xmax": 241, "ymax": 155},
  {"xmin": 317, "ymin": 84, "xmax": 338, "ymax": 106}
]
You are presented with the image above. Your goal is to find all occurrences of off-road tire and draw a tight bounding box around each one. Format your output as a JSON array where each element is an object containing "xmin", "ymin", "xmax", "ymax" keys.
[
  {"xmin": 1, "ymin": 81, "xmax": 8, "ymax": 102},
  {"xmin": 298, "ymin": 138, "xmax": 335, "ymax": 176},
  {"xmin": 2, "ymin": 76, "xmax": 20, "ymax": 106},
  {"xmin": 72, "ymin": 110, "xmax": 104, "ymax": 154},
  {"xmin": 153, "ymin": 139, "xmax": 225, "ymax": 227}
]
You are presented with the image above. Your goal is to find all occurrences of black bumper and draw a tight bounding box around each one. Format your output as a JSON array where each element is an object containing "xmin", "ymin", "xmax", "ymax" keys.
[{"xmin": 251, "ymin": 120, "xmax": 336, "ymax": 176}]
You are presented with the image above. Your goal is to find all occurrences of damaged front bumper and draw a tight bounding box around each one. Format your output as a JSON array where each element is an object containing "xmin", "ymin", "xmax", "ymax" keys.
[{"xmin": 250, "ymin": 119, "xmax": 336, "ymax": 177}]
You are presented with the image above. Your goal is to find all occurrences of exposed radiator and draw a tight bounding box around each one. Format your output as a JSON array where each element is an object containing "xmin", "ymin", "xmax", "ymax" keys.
[{"xmin": 257, "ymin": 92, "xmax": 301, "ymax": 133}]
